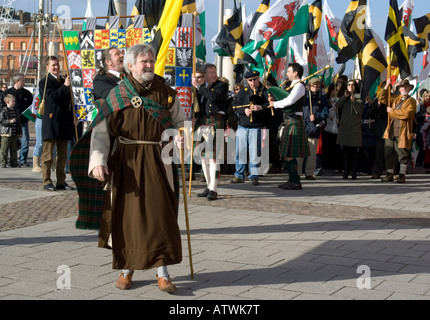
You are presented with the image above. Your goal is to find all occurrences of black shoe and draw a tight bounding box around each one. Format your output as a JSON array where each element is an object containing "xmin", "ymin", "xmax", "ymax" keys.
[
  {"xmin": 56, "ymin": 183, "xmax": 75, "ymax": 190},
  {"xmin": 43, "ymin": 183, "xmax": 57, "ymax": 191},
  {"xmin": 278, "ymin": 182, "xmax": 293, "ymax": 189},
  {"xmin": 206, "ymin": 191, "xmax": 217, "ymax": 201},
  {"xmin": 283, "ymin": 183, "xmax": 302, "ymax": 190},
  {"xmin": 197, "ymin": 188, "xmax": 210, "ymax": 197}
]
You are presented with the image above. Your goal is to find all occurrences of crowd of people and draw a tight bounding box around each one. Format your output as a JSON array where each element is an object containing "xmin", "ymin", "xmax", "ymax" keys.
[{"xmin": 1, "ymin": 44, "xmax": 430, "ymax": 293}]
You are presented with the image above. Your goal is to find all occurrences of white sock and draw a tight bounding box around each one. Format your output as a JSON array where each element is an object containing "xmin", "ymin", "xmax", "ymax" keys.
[
  {"xmin": 209, "ymin": 161, "xmax": 219, "ymax": 192},
  {"xmin": 400, "ymin": 164, "xmax": 407, "ymax": 175},
  {"xmin": 201, "ymin": 160, "xmax": 211, "ymax": 188},
  {"xmin": 121, "ymin": 269, "xmax": 133, "ymax": 276},
  {"xmin": 157, "ymin": 266, "xmax": 169, "ymax": 280}
]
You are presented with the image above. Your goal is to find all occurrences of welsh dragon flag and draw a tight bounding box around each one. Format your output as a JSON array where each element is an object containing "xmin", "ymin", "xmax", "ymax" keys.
[
  {"xmin": 322, "ymin": 0, "xmax": 341, "ymax": 52},
  {"xmin": 22, "ymin": 87, "xmax": 40, "ymax": 123},
  {"xmin": 242, "ymin": 0, "xmax": 308, "ymax": 54}
]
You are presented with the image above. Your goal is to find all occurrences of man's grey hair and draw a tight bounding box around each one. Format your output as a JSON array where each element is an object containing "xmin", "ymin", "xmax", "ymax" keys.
[
  {"xmin": 124, "ymin": 44, "xmax": 156, "ymax": 73},
  {"xmin": 12, "ymin": 73, "xmax": 25, "ymax": 84}
]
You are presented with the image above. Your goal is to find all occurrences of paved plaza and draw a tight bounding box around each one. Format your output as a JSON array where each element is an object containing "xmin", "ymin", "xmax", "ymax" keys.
[{"xmin": 1, "ymin": 157, "xmax": 430, "ymax": 302}]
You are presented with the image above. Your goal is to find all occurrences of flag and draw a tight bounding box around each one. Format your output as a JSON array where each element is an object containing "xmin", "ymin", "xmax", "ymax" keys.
[
  {"xmin": 308, "ymin": 31, "xmax": 330, "ymax": 84},
  {"xmin": 359, "ymin": 28, "xmax": 388, "ymax": 101},
  {"xmin": 152, "ymin": 0, "xmax": 183, "ymax": 77},
  {"xmin": 245, "ymin": 0, "xmax": 270, "ymax": 45},
  {"xmin": 22, "ymin": 88, "xmax": 40, "ymax": 123},
  {"xmin": 243, "ymin": 0, "xmax": 308, "ymax": 56},
  {"xmin": 400, "ymin": 0, "xmax": 414, "ymax": 28},
  {"xmin": 417, "ymin": 49, "xmax": 430, "ymax": 87},
  {"xmin": 385, "ymin": 0, "xmax": 411, "ymax": 80},
  {"xmin": 82, "ymin": 0, "xmax": 94, "ymax": 31},
  {"xmin": 215, "ymin": 3, "xmax": 256, "ymax": 65},
  {"xmin": 358, "ymin": 5, "xmax": 387, "ymax": 101},
  {"xmin": 403, "ymin": 25, "xmax": 426, "ymax": 58},
  {"xmin": 323, "ymin": 0, "xmax": 341, "ymax": 52},
  {"xmin": 305, "ymin": 0, "xmax": 322, "ymax": 50},
  {"xmin": 336, "ymin": 0, "xmax": 367, "ymax": 64},
  {"xmin": 414, "ymin": 13, "xmax": 430, "ymax": 51},
  {"xmin": 289, "ymin": 36, "xmax": 308, "ymax": 75},
  {"xmin": 127, "ymin": 0, "xmax": 145, "ymax": 29},
  {"xmin": 128, "ymin": 0, "xmax": 166, "ymax": 30},
  {"xmin": 182, "ymin": 0, "xmax": 206, "ymax": 61},
  {"xmin": 106, "ymin": 0, "xmax": 122, "ymax": 29},
  {"xmin": 245, "ymin": 0, "xmax": 307, "ymax": 52}
]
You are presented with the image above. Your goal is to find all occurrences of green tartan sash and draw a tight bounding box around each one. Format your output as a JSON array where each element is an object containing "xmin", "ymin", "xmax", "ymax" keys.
[{"xmin": 70, "ymin": 78, "xmax": 177, "ymax": 230}]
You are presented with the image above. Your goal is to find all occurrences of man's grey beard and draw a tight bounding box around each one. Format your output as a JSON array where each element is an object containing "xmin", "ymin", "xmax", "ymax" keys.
[{"xmin": 141, "ymin": 71, "xmax": 154, "ymax": 81}]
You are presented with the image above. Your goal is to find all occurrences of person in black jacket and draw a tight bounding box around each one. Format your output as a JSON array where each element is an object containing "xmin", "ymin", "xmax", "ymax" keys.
[
  {"xmin": 92, "ymin": 46, "xmax": 125, "ymax": 100},
  {"xmin": 302, "ymin": 77, "xmax": 329, "ymax": 180},
  {"xmin": 192, "ymin": 63, "xmax": 228, "ymax": 200},
  {"xmin": 0, "ymin": 73, "xmax": 33, "ymax": 166},
  {"xmin": 230, "ymin": 70, "xmax": 269, "ymax": 185},
  {"xmin": 368, "ymin": 83, "xmax": 389, "ymax": 179},
  {"xmin": 39, "ymin": 56, "xmax": 76, "ymax": 191}
]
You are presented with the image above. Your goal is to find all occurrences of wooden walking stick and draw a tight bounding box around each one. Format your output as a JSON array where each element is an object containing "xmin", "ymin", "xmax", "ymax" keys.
[{"xmin": 178, "ymin": 127, "xmax": 194, "ymax": 279}]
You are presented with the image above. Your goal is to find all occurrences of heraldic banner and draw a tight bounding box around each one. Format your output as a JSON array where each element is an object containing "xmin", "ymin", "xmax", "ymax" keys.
[{"xmin": 62, "ymin": 21, "xmax": 194, "ymax": 122}]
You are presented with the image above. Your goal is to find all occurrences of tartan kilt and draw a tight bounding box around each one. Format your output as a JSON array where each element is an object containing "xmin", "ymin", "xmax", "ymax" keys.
[
  {"xmin": 278, "ymin": 117, "xmax": 310, "ymax": 159},
  {"xmin": 196, "ymin": 114, "xmax": 225, "ymax": 160}
]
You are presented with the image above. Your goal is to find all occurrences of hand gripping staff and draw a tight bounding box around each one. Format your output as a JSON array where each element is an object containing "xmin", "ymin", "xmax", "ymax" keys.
[{"xmin": 178, "ymin": 127, "xmax": 194, "ymax": 279}]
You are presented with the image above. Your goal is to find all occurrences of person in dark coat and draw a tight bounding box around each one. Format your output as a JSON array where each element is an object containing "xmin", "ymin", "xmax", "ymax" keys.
[
  {"xmin": 0, "ymin": 74, "xmax": 33, "ymax": 166},
  {"xmin": 38, "ymin": 55, "xmax": 76, "ymax": 191},
  {"xmin": 368, "ymin": 85, "xmax": 388, "ymax": 179},
  {"xmin": 192, "ymin": 63, "xmax": 229, "ymax": 200},
  {"xmin": 302, "ymin": 77, "xmax": 329, "ymax": 180},
  {"xmin": 92, "ymin": 46, "xmax": 125, "ymax": 101},
  {"xmin": 335, "ymin": 79, "xmax": 365, "ymax": 180}
]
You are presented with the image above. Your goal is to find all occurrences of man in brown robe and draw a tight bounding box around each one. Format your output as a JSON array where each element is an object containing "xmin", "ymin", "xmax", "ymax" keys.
[{"xmin": 88, "ymin": 44, "xmax": 186, "ymax": 292}]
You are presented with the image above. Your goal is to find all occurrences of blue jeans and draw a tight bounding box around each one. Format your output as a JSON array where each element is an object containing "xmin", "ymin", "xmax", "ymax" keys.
[
  {"xmin": 19, "ymin": 122, "xmax": 29, "ymax": 164},
  {"xmin": 33, "ymin": 118, "xmax": 43, "ymax": 158},
  {"xmin": 234, "ymin": 126, "xmax": 262, "ymax": 180}
]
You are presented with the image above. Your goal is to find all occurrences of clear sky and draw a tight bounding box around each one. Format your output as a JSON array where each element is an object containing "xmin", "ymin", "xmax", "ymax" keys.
[{"xmin": 8, "ymin": 0, "xmax": 430, "ymax": 75}]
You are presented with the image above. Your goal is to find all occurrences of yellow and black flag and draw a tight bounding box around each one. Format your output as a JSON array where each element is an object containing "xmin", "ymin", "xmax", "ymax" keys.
[
  {"xmin": 127, "ymin": 0, "xmax": 145, "ymax": 29},
  {"xmin": 336, "ymin": 0, "xmax": 367, "ymax": 64},
  {"xmin": 385, "ymin": 0, "xmax": 411, "ymax": 80},
  {"xmin": 403, "ymin": 25, "xmax": 426, "ymax": 58},
  {"xmin": 358, "ymin": 27, "xmax": 387, "ymax": 101},
  {"xmin": 247, "ymin": 0, "xmax": 270, "ymax": 41},
  {"xmin": 182, "ymin": 0, "xmax": 197, "ymax": 13},
  {"xmin": 414, "ymin": 13, "xmax": 430, "ymax": 51},
  {"xmin": 305, "ymin": 0, "xmax": 322, "ymax": 50},
  {"xmin": 215, "ymin": 3, "xmax": 256, "ymax": 65},
  {"xmin": 152, "ymin": 0, "xmax": 183, "ymax": 76}
]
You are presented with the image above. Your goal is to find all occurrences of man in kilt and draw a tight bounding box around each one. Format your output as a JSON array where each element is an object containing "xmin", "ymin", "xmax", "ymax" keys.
[
  {"xmin": 192, "ymin": 63, "xmax": 229, "ymax": 200},
  {"xmin": 269, "ymin": 63, "xmax": 309, "ymax": 190}
]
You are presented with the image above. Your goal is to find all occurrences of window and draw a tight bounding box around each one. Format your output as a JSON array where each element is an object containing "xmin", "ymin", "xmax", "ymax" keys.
[
  {"xmin": 8, "ymin": 42, "xmax": 14, "ymax": 50},
  {"xmin": 8, "ymin": 58, "xmax": 14, "ymax": 70},
  {"xmin": 21, "ymin": 42, "xmax": 27, "ymax": 50}
]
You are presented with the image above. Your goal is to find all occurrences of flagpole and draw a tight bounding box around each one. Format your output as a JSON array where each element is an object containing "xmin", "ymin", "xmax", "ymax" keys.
[
  {"xmin": 189, "ymin": 12, "xmax": 198, "ymax": 197},
  {"xmin": 55, "ymin": 17, "xmax": 79, "ymax": 143},
  {"xmin": 387, "ymin": 45, "xmax": 391, "ymax": 106}
]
